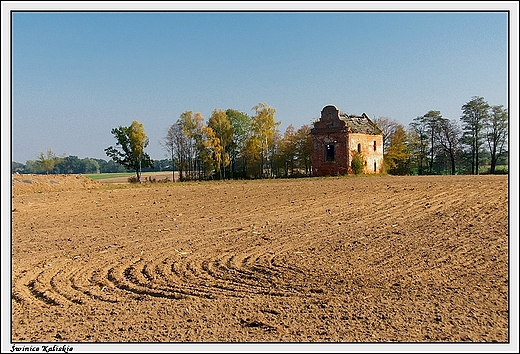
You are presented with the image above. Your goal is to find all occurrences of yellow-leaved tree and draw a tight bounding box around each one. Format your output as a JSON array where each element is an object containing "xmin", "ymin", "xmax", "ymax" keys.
[
  {"xmin": 250, "ymin": 102, "xmax": 280, "ymax": 178},
  {"xmin": 206, "ymin": 109, "xmax": 232, "ymax": 179},
  {"xmin": 385, "ymin": 124, "xmax": 411, "ymax": 175}
]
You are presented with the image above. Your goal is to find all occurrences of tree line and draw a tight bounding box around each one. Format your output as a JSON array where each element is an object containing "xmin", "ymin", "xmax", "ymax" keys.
[
  {"xmin": 13, "ymin": 97, "xmax": 507, "ymax": 180},
  {"xmin": 381, "ymin": 96, "xmax": 508, "ymax": 175},
  {"xmin": 12, "ymin": 149, "xmax": 173, "ymax": 175},
  {"xmin": 160, "ymin": 103, "xmax": 312, "ymax": 182}
]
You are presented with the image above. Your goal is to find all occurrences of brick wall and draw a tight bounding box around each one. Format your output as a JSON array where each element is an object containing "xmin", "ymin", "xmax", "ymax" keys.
[
  {"xmin": 311, "ymin": 131, "xmax": 350, "ymax": 176},
  {"xmin": 311, "ymin": 105, "xmax": 384, "ymax": 176},
  {"xmin": 348, "ymin": 133, "xmax": 384, "ymax": 174}
]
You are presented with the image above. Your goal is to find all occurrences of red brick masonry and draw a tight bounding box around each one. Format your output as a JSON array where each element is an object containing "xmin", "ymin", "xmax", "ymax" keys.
[{"xmin": 311, "ymin": 105, "xmax": 384, "ymax": 176}]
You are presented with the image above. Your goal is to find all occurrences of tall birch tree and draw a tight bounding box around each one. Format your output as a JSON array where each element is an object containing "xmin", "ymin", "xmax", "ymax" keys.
[{"xmin": 460, "ymin": 96, "xmax": 490, "ymax": 174}]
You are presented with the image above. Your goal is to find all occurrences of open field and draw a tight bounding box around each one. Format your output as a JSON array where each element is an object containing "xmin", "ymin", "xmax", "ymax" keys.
[
  {"xmin": 10, "ymin": 173, "xmax": 509, "ymax": 344},
  {"xmin": 86, "ymin": 171, "xmax": 177, "ymax": 183}
]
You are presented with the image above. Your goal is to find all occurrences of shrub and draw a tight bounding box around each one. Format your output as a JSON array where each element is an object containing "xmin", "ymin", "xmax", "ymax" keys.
[{"xmin": 351, "ymin": 152, "xmax": 364, "ymax": 175}]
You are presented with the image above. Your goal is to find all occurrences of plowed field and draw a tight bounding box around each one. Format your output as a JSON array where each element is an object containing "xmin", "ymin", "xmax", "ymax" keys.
[{"xmin": 10, "ymin": 174, "xmax": 510, "ymax": 345}]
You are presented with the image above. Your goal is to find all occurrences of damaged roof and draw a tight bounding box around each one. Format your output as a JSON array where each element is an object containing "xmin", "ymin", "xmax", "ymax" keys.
[{"xmin": 339, "ymin": 112, "xmax": 382, "ymax": 135}]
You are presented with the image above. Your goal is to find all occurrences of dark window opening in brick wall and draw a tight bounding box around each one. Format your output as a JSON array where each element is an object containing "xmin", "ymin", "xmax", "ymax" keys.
[{"xmin": 326, "ymin": 144, "xmax": 335, "ymax": 161}]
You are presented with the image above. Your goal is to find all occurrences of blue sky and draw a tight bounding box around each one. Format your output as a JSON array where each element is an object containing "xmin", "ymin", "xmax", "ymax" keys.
[{"xmin": 7, "ymin": 4, "xmax": 513, "ymax": 163}]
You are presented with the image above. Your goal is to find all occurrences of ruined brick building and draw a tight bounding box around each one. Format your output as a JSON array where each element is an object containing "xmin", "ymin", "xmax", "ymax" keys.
[{"xmin": 311, "ymin": 105, "xmax": 384, "ymax": 176}]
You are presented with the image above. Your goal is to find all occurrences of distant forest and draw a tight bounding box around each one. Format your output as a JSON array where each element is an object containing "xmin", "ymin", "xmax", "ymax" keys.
[{"xmin": 11, "ymin": 157, "xmax": 173, "ymax": 175}]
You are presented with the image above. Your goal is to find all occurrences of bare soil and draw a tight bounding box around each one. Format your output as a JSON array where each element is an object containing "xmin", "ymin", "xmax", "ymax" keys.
[{"xmin": 10, "ymin": 173, "xmax": 509, "ymax": 343}]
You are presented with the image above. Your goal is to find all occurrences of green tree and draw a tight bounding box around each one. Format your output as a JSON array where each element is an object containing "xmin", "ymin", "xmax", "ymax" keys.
[
  {"xmin": 12, "ymin": 161, "xmax": 25, "ymax": 173},
  {"xmin": 105, "ymin": 120, "xmax": 153, "ymax": 182},
  {"xmin": 460, "ymin": 96, "xmax": 490, "ymax": 174},
  {"xmin": 409, "ymin": 117, "xmax": 429, "ymax": 175},
  {"xmin": 271, "ymin": 124, "xmax": 311, "ymax": 178},
  {"xmin": 485, "ymin": 105, "xmax": 508, "ymax": 174},
  {"xmin": 422, "ymin": 110, "xmax": 443, "ymax": 174},
  {"xmin": 226, "ymin": 109, "xmax": 251, "ymax": 178},
  {"xmin": 37, "ymin": 148, "xmax": 60, "ymax": 174},
  {"xmin": 385, "ymin": 124, "xmax": 411, "ymax": 175},
  {"xmin": 24, "ymin": 160, "xmax": 42, "ymax": 174},
  {"xmin": 82, "ymin": 158, "xmax": 100, "ymax": 174},
  {"xmin": 58, "ymin": 155, "xmax": 82, "ymax": 174},
  {"xmin": 98, "ymin": 159, "xmax": 127, "ymax": 173},
  {"xmin": 294, "ymin": 124, "xmax": 312, "ymax": 176}
]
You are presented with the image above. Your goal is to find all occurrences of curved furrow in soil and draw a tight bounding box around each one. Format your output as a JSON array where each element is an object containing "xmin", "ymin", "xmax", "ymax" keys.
[
  {"xmin": 226, "ymin": 248, "xmax": 309, "ymax": 296},
  {"xmin": 108, "ymin": 244, "xmax": 317, "ymax": 301},
  {"xmin": 163, "ymin": 241, "xmax": 309, "ymax": 298},
  {"xmin": 12, "ymin": 176, "xmax": 506, "ymax": 307},
  {"xmin": 140, "ymin": 249, "xmax": 303, "ymax": 299},
  {"xmin": 24, "ymin": 264, "xmax": 70, "ymax": 307},
  {"xmin": 13, "ymin": 258, "xmax": 94, "ymax": 308},
  {"xmin": 106, "ymin": 257, "xmax": 186, "ymax": 300},
  {"xmin": 12, "ymin": 266, "xmax": 57, "ymax": 306},
  {"xmin": 12, "ymin": 262, "xmax": 44, "ymax": 304},
  {"xmin": 49, "ymin": 266, "xmax": 91, "ymax": 305},
  {"xmin": 42, "ymin": 257, "xmax": 130, "ymax": 306},
  {"xmin": 69, "ymin": 266, "xmax": 122, "ymax": 304},
  {"xmin": 13, "ymin": 234, "xmax": 317, "ymax": 306},
  {"xmin": 167, "ymin": 230, "xmax": 326, "ymax": 298}
]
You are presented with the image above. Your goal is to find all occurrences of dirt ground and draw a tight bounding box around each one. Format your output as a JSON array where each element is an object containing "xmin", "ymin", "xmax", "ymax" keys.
[{"xmin": 10, "ymin": 173, "xmax": 510, "ymax": 346}]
